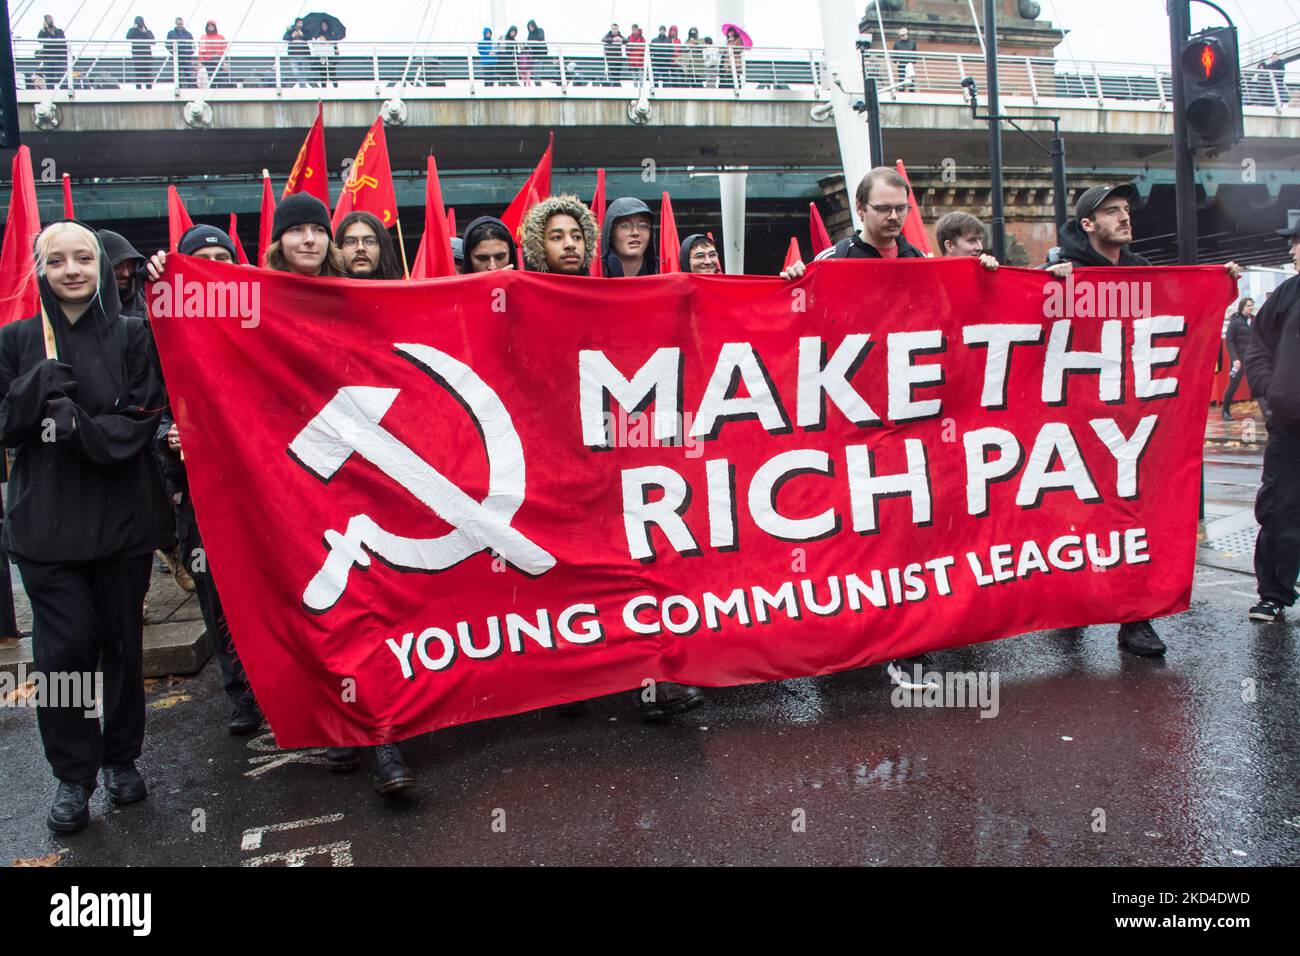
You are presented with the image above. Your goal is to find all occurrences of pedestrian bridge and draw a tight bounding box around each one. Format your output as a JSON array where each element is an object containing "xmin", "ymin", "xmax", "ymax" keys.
[{"xmin": 14, "ymin": 40, "xmax": 1300, "ymax": 179}]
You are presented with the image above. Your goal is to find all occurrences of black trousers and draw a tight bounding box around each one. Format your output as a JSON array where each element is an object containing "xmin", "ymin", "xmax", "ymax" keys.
[
  {"xmin": 176, "ymin": 497, "xmax": 253, "ymax": 707},
  {"xmin": 17, "ymin": 554, "xmax": 153, "ymax": 787},
  {"xmin": 1223, "ymin": 365, "xmax": 1246, "ymax": 409},
  {"xmin": 1254, "ymin": 424, "xmax": 1300, "ymax": 606}
]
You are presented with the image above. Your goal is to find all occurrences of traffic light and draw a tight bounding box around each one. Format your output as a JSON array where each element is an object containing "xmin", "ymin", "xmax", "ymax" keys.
[
  {"xmin": 0, "ymin": 0, "xmax": 20, "ymax": 149},
  {"xmin": 1178, "ymin": 26, "xmax": 1243, "ymax": 153}
]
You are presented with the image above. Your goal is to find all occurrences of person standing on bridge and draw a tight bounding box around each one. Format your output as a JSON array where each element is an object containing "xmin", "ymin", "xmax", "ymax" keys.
[
  {"xmin": 1051, "ymin": 183, "xmax": 1242, "ymax": 655},
  {"xmin": 626, "ymin": 24, "xmax": 647, "ymax": 82},
  {"xmin": 1, "ymin": 221, "xmax": 174, "ymax": 834},
  {"xmin": 1243, "ymin": 223, "xmax": 1300, "ymax": 624},
  {"xmin": 197, "ymin": 20, "xmax": 229, "ymax": 89},
  {"xmin": 283, "ymin": 19, "xmax": 313, "ymax": 88},
  {"xmin": 1222, "ymin": 296, "xmax": 1255, "ymax": 421},
  {"xmin": 477, "ymin": 27, "xmax": 498, "ymax": 86},
  {"xmin": 892, "ymin": 27, "xmax": 918, "ymax": 91},
  {"xmin": 126, "ymin": 17, "xmax": 155, "ymax": 89},
  {"xmin": 166, "ymin": 17, "xmax": 196, "ymax": 87},
  {"xmin": 337, "ymin": 212, "xmax": 404, "ymax": 280},
  {"xmin": 36, "ymin": 14, "xmax": 69, "ymax": 89},
  {"xmin": 602, "ymin": 24, "xmax": 626, "ymax": 85}
]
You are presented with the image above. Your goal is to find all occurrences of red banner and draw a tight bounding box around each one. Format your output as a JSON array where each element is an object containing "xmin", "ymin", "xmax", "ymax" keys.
[{"xmin": 149, "ymin": 258, "xmax": 1231, "ymax": 748}]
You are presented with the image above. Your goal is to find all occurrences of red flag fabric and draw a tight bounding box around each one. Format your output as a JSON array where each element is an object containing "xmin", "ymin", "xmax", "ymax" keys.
[
  {"xmin": 258, "ymin": 172, "xmax": 275, "ymax": 268},
  {"xmin": 167, "ymin": 186, "xmax": 194, "ymax": 253},
  {"xmin": 589, "ymin": 168, "xmax": 606, "ymax": 277},
  {"xmin": 283, "ymin": 103, "xmax": 331, "ymax": 213},
  {"xmin": 409, "ymin": 156, "xmax": 456, "ymax": 280},
  {"xmin": 782, "ymin": 237, "xmax": 802, "ymax": 271},
  {"xmin": 446, "ymin": 207, "xmax": 457, "ymax": 240},
  {"xmin": 229, "ymin": 213, "xmax": 250, "ymax": 265},
  {"xmin": 810, "ymin": 203, "xmax": 832, "ymax": 255},
  {"xmin": 658, "ymin": 192, "xmax": 681, "ymax": 274},
  {"xmin": 149, "ymin": 258, "xmax": 1233, "ymax": 747},
  {"xmin": 331, "ymin": 116, "xmax": 400, "ymax": 232},
  {"xmin": 499, "ymin": 132, "xmax": 554, "ymax": 240},
  {"xmin": 0, "ymin": 147, "xmax": 42, "ymax": 327},
  {"xmin": 894, "ymin": 160, "xmax": 933, "ymax": 256},
  {"xmin": 61, "ymin": 173, "xmax": 74, "ymax": 218}
]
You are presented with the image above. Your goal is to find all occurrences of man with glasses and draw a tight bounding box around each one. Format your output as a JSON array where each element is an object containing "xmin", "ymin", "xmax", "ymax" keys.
[
  {"xmin": 782, "ymin": 167, "xmax": 925, "ymax": 277},
  {"xmin": 601, "ymin": 197, "xmax": 660, "ymax": 277},
  {"xmin": 680, "ymin": 234, "xmax": 722, "ymax": 274},
  {"xmin": 337, "ymin": 211, "xmax": 404, "ymax": 280}
]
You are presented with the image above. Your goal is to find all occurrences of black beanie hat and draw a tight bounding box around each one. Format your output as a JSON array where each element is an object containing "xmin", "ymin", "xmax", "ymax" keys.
[
  {"xmin": 178, "ymin": 224, "xmax": 238, "ymax": 258},
  {"xmin": 272, "ymin": 193, "xmax": 333, "ymax": 243}
]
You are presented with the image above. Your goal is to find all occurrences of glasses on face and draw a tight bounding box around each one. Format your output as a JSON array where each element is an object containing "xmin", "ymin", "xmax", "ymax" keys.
[
  {"xmin": 615, "ymin": 219, "xmax": 649, "ymax": 235},
  {"xmin": 340, "ymin": 236, "xmax": 379, "ymax": 250},
  {"xmin": 867, "ymin": 203, "xmax": 911, "ymax": 219}
]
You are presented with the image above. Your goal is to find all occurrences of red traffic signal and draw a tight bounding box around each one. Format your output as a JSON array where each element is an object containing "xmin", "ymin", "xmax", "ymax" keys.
[{"xmin": 1181, "ymin": 37, "xmax": 1226, "ymax": 83}]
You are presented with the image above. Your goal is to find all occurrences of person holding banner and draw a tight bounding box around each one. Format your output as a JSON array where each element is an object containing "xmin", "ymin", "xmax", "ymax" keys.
[
  {"xmin": 146, "ymin": 226, "xmax": 264, "ymax": 737},
  {"xmin": 462, "ymin": 217, "xmax": 518, "ymax": 273},
  {"xmin": 679, "ymin": 234, "xmax": 721, "ymax": 274},
  {"xmin": 337, "ymin": 212, "xmax": 404, "ymax": 280},
  {"xmin": 0, "ymin": 221, "xmax": 174, "ymax": 833},
  {"xmin": 601, "ymin": 198, "xmax": 660, "ymax": 277},
  {"xmin": 521, "ymin": 196, "xmax": 598, "ymax": 275}
]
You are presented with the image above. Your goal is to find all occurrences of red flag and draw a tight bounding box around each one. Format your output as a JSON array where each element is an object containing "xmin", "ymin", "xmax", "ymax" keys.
[
  {"xmin": 589, "ymin": 168, "xmax": 606, "ymax": 277},
  {"xmin": 782, "ymin": 237, "xmax": 803, "ymax": 271},
  {"xmin": 894, "ymin": 160, "xmax": 933, "ymax": 256},
  {"xmin": 331, "ymin": 116, "xmax": 400, "ymax": 232},
  {"xmin": 167, "ymin": 186, "xmax": 194, "ymax": 253},
  {"xmin": 409, "ymin": 156, "xmax": 457, "ymax": 280},
  {"xmin": 284, "ymin": 103, "xmax": 331, "ymax": 213},
  {"xmin": 659, "ymin": 192, "xmax": 681, "ymax": 274},
  {"xmin": 258, "ymin": 171, "xmax": 275, "ymax": 268},
  {"xmin": 149, "ymin": 258, "xmax": 1235, "ymax": 746},
  {"xmin": 0, "ymin": 147, "xmax": 42, "ymax": 327},
  {"xmin": 229, "ymin": 213, "xmax": 250, "ymax": 265},
  {"xmin": 499, "ymin": 132, "xmax": 554, "ymax": 240},
  {"xmin": 61, "ymin": 173, "xmax": 74, "ymax": 218},
  {"xmin": 810, "ymin": 202, "xmax": 832, "ymax": 255},
  {"xmin": 446, "ymin": 207, "xmax": 457, "ymax": 239}
]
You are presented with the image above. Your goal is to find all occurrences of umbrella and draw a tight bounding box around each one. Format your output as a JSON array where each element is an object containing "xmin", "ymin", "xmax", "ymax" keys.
[
  {"xmin": 720, "ymin": 23, "xmax": 753, "ymax": 48},
  {"xmin": 302, "ymin": 12, "xmax": 346, "ymax": 41}
]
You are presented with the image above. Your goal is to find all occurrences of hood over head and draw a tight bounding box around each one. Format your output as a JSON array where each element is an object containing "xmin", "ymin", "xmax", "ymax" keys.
[
  {"xmin": 601, "ymin": 196, "xmax": 658, "ymax": 277},
  {"xmin": 521, "ymin": 195, "xmax": 597, "ymax": 274},
  {"xmin": 679, "ymin": 233, "xmax": 718, "ymax": 272},
  {"xmin": 97, "ymin": 229, "xmax": 144, "ymax": 268},
  {"xmin": 462, "ymin": 215, "xmax": 518, "ymax": 269}
]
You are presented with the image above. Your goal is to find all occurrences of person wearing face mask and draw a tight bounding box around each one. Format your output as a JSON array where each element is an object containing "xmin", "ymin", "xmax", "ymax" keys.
[
  {"xmin": 461, "ymin": 216, "xmax": 518, "ymax": 273},
  {"xmin": 0, "ymin": 221, "xmax": 174, "ymax": 834},
  {"xmin": 337, "ymin": 211, "xmax": 404, "ymax": 280}
]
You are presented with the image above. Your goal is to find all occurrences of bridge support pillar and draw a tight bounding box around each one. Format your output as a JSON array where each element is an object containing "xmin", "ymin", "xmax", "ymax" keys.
[
  {"xmin": 817, "ymin": 0, "xmax": 875, "ymax": 234},
  {"xmin": 719, "ymin": 169, "xmax": 748, "ymax": 274}
]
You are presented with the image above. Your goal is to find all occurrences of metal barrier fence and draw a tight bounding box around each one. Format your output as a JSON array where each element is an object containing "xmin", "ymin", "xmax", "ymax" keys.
[{"xmin": 10, "ymin": 39, "xmax": 1296, "ymax": 110}]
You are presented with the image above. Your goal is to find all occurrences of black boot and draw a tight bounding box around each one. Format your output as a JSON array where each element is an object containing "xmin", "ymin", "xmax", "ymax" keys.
[
  {"xmin": 372, "ymin": 743, "xmax": 415, "ymax": 794},
  {"xmin": 638, "ymin": 681, "xmax": 706, "ymax": 721},
  {"xmin": 1117, "ymin": 619, "xmax": 1166, "ymax": 657},
  {"xmin": 325, "ymin": 747, "xmax": 361, "ymax": 770},
  {"xmin": 103, "ymin": 763, "xmax": 148, "ymax": 805},
  {"xmin": 228, "ymin": 700, "xmax": 263, "ymax": 736},
  {"xmin": 47, "ymin": 781, "xmax": 92, "ymax": 833}
]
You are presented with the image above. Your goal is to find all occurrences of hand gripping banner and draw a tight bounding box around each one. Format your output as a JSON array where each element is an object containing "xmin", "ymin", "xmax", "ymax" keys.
[{"xmin": 149, "ymin": 258, "xmax": 1233, "ymax": 747}]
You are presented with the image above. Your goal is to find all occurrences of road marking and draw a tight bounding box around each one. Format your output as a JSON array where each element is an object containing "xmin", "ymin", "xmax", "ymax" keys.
[
  {"xmin": 241, "ymin": 813, "xmax": 345, "ymax": 851},
  {"xmin": 242, "ymin": 841, "xmax": 354, "ymax": 868}
]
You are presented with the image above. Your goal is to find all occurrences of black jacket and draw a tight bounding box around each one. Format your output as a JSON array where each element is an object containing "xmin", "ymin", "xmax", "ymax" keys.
[
  {"xmin": 461, "ymin": 215, "xmax": 519, "ymax": 270},
  {"xmin": 127, "ymin": 26, "xmax": 154, "ymax": 56},
  {"xmin": 815, "ymin": 231, "xmax": 926, "ymax": 260},
  {"xmin": 1224, "ymin": 311, "xmax": 1252, "ymax": 364},
  {"xmin": 98, "ymin": 229, "xmax": 148, "ymax": 320},
  {"xmin": 1055, "ymin": 217, "xmax": 1151, "ymax": 267},
  {"xmin": 167, "ymin": 27, "xmax": 195, "ymax": 56},
  {"xmin": 1244, "ymin": 275, "xmax": 1300, "ymax": 432},
  {"xmin": 601, "ymin": 197, "xmax": 659, "ymax": 277},
  {"xmin": 0, "ymin": 224, "xmax": 173, "ymax": 564}
]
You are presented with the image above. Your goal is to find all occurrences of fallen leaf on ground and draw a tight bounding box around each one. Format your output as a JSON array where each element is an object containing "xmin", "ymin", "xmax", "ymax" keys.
[
  {"xmin": 148, "ymin": 693, "xmax": 192, "ymax": 710},
  {"xmin": 2, "ymin": 682, "xmax": 36, "ymax": 704},
  {"xmin": 11, "ymin": 853, "xmax": 61, "ymax": 867}
]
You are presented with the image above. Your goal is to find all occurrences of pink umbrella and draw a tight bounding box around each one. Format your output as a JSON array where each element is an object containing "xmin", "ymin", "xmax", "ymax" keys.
[{"xmin": 721, "ymin": 22, "xmax": 753, "ymax": 48}]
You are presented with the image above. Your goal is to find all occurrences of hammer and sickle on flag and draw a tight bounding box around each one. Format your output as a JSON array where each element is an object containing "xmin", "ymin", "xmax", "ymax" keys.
[{"xmin": 288, "ymin": 344, "xmax": 556, "ymax": 612}]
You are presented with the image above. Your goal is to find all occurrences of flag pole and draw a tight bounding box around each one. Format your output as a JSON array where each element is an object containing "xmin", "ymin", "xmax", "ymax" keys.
[{"xmin": 394, "ymin": 216, "xmax": 410, "ymax": 278}]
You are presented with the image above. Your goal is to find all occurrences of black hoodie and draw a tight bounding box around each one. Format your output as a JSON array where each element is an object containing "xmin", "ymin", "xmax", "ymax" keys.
[
  {"xmin": 1244, "ymin": 274, "xmax": 1300, "ymax": 433},
  {"xmin": 98, "ymin": 229, "xmax": 148, "ymax": 319},
  {"xmin": 601, "ymin": 197, "xmax": 659, "ymax": 277},
  {"xmin": 461, "ymin": 215, "xmax": 519, "ymax": 271},
  {"xmin": 0, "ymin": 221, "xmax": 173, "ymax": 563},
  {"xmin": 1054, "ymin": 217, "xmax": 1151, "ymax": 267},
  {"xmin": 679, "ymin": 233, "xmax": 718, "ymax": 272}
]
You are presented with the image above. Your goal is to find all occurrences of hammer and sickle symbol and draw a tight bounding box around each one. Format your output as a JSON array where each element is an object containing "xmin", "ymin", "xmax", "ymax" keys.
[{"xmin": 288, "ymin": 343, "xmax": 555, "ymax": 612}]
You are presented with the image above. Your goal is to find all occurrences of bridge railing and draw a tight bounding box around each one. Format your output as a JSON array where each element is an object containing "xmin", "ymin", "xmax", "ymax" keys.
[
  {"xmin": 862, "ymin": 49, "xmax": 1294, "ymax": 110},
  {"xmin": 10, "ymin": 38, "xmax": 830, "ymax": 96},
  {"xmin": 10, "ymin": 39, "xmax": 1295, "ymax": 111}
]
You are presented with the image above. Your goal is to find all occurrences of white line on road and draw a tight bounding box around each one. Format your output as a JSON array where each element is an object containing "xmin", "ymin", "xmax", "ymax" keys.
[
  {"xmin": 242, "ymin": 841, "xmax": 354, "ymax": 867},
  {"xmin": 241, "ymin": 813, "xmax": 345, "ymax": 851}
]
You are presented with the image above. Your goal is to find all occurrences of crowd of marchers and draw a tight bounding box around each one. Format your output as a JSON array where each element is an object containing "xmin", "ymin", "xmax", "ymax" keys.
[{"xmin": 4, "ymin": 166, "xmax": 1296, "ymax": 839}]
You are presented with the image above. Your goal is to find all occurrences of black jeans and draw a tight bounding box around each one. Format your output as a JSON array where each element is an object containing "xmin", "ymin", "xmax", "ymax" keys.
[
  {"xmin": 176, "ymin": 497, "xmax": 254, "ymax": 707},
  {"xmin": 1254, "ymin": 424, "xmax": 1300, "ymax": 606},
  {"xmin": 17, "ymin": 554, "xmax": 153, "ymax": 787},
  {"xmin": 1223, "ymin": 364, "xmax": 1246, "ymax": 410}
]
